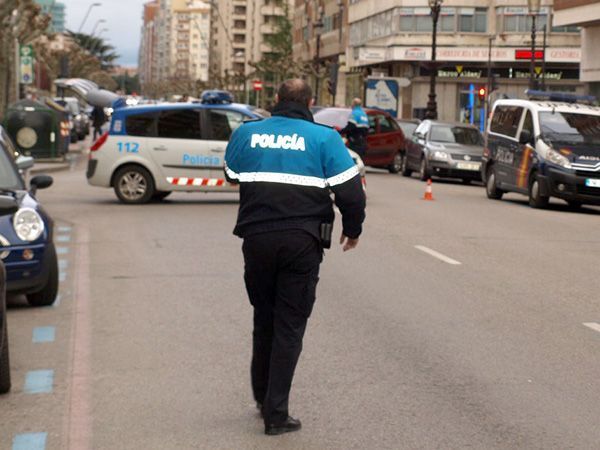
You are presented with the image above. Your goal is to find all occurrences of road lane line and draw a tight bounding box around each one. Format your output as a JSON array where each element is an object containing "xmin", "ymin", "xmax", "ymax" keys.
[
  {"xmin": 59, "ymin": 259, "xmax": 69, "ymax": 270},
  {"xmin": 57, "ymin": 226, "xmax": 72, "ymax": 232},
  {"xmin": 52, "ymin": 294, "xmax": 62, "ymax": 308},
  {"xmin": 59, "ymin": 271, "xmax": 67, "ymax": 282},
  {"xmin": 12, "ymin": 433, "xmax": 47, "ymax": 450},
  {"xmin": 33, "ymin": 327, "xmax": 56, "ymax": 343},
  {"xmin": 57, "ymin": 246, "xmax": 69, "ymax": 255},
  {"xmin": 56, "ymin": 235, "xmax": 71, "ymax": 243},
  {"xmin": 415, "ymin": 245, "xmax": 462, "ymax": 265},
  {"xmin": 65, "ymin": 227, "xmax": 92, "ymax": 450},
  {"xmin": 24, "ymin": 370, "xmax": 54, "ymax": 394},
  {"xmin": 583, "ymin": 322, "xmax": 600, "ymax": 334}
]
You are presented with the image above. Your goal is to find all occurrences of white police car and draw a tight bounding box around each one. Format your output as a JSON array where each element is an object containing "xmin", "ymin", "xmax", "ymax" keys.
[{"xmin": 87, "ymin": 92, "xmax": 269, "ymax": 203}]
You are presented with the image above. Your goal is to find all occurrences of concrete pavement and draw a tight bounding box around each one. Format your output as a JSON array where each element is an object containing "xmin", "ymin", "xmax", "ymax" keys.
[{"xmin": 1, "ymin": 154, "xmax": 599, "ymax": 449}]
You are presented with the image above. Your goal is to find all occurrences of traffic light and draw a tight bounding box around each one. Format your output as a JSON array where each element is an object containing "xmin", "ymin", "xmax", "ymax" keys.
[{"xmin": 478, "ymin": 87, "xmax": 486, "ymax": 103}]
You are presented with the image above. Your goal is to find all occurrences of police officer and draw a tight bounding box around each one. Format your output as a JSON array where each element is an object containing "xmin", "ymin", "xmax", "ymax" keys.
[
  {"xmin": 341, "ymin": 98, "xmax": 369, "ymax": 159},
  {"xmin": 224, "ymin": 79, "xmax": 366, "ymax": 436}
]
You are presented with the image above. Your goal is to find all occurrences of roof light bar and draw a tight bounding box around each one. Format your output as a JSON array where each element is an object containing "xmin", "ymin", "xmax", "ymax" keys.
[{"xmin": 525, "ymin": 90, "xmax": 598, "ymax": 105}]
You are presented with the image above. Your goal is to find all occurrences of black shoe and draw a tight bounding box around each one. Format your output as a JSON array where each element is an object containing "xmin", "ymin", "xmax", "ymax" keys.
[{"xmin": 265, "ymin": 416, "xmax": 302, "ymax": 436}]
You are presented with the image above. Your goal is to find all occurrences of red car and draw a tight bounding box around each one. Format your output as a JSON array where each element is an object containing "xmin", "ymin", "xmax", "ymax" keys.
[{"xmin": 313, "ymin": 107, "xmax": 405, "ymax": 173}]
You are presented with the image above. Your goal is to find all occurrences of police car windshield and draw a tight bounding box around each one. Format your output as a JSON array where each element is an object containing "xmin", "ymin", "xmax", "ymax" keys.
[
  {"xmin": 430, "ymin": 126, "xmax": 483, "ymax": 145},
  {"xmin": 0, "ymin": 142, "xmax": 23, "ymax": 190},
  {"xmin": 540, "ymin": 112, "xmax": 600, "ymax": 145}
]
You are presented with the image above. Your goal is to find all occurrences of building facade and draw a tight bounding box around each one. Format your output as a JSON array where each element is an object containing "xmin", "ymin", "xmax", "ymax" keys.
[
  {"xmin": 210, "ymin": 0, "xmax": 293, "ymax": 101},
  {"xmin": 292, "ymin": 0, "xmax": 349, "ymax": 105},
  {"xmin": 554, "ymin": 0, "xmax": 600, "ymax": 97},
  {"xmin": 139, "ymin": 0, "xmax": 212, "ymax": 93},
  {"xmin": 35, "ymin": 0, "xmax": 66, "ymax": 33},
  {"xmin": 301, "ymin": 0, "xmax": 583, "ymax": 122}
]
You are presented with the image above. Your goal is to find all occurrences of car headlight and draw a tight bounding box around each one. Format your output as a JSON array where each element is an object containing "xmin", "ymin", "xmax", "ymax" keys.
[
  {"xmin": 430, "ymin": 150, "xmax": 450, "ymax": 161},
  {"xmin": 546, "ymin": 148, "xmax": 572, "ymax": 169},
  {"xmin": 13, "ymin": 208, "xmax": 44, "ymax": 242}
]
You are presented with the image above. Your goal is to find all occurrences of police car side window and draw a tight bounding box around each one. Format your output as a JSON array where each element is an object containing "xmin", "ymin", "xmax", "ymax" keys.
[
  {"xmin": 157, "ymin": 109, "xmax": 202, "ymax": 140},
  {"xmin": 207, "ymin": 109, "xmax": 244, "ymax": 141},
  {"xmin": 490, "ymin": 106, "xmax": 523, "ymax": 139},
  {"xmin": 522, "ymin": 110, "xmax": 534, "ymax": 135},
  {"xmin": 126, "ymin": 112, "xmax": 157, "ymax": 137}
]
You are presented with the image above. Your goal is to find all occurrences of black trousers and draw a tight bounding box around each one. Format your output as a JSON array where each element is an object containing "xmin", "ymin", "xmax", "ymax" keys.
[{"xmin": 242, "ymin": 229, "xmax": 322, "ymax": 425}]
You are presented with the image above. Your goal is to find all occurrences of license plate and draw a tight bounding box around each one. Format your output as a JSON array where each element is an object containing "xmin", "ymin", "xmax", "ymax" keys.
[
  {"xmin": 456, "ymin": 162, "xmax": 481, "ymax": 171},
  {"xmin": 585, "ymin": 178, "xmax": 600, "ymax": 188}
]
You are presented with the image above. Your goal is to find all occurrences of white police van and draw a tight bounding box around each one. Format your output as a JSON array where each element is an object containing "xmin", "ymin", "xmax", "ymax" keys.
[
  {"xmin": 482, "ymin": 91, "xmax": 600, "ymax": 208},
  {"xmin": 87, "ymin": 91, "xmax": 269, "ymax": 203}
]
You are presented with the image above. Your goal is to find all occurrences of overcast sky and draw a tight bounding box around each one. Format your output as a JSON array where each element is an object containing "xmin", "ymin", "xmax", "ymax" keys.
[{"xmin": 61, "ymin": 0, "xmax": 147, "ymax": 66}]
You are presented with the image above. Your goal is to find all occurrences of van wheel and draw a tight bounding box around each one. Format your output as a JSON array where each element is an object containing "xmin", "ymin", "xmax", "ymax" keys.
[
  {"xmin": 528, "ymin": 174, "xmax": 549, "ymax": 209},
  {"xmin": 419, "ymin": 157, "xmax": 430, "ymax": 181},
  {"xmin": 27, "ymin": 245, "xmax": 58, "ymax": 307},
  {"xmin": 152, "ymin": 191, "xmax": 172, "ymax": 201},
  {"xmin": 401, "ymin": 154, "xmax": 412, "ymax": 177},
  {"xmin": 0, "ymin": 324, "xmax": 11, "ymax": 394},
  {"xmin": 485, "ymin": 166, "xmax": 504, "ymax": 200},
  {"xmin": 114, "ymin": 166, "xmax": 155, "ymax": 204},
  {"xmin": 388, "ymin": 152, "xmax": 402, "ymax": 174}
]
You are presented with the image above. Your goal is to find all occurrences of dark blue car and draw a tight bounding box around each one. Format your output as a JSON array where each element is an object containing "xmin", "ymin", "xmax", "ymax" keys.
[{"xmin": 0, "ymin": 126, "xmax": 58, "ymax": 307}]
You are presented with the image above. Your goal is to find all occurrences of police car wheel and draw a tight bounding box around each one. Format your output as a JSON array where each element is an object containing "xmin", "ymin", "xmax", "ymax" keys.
[
  {"xmin": 114, "ymin": 166, "xmax": 155, "ymax": 204},
  {"xmin": 401, "ymin": 154, "xmax": 412, "ymax": 177},
  {"xmin": 528, "ymin": 175, "xmax": 549, "ymax": 209},
  {"xmin": 419, "ymin": 157, "xmax": 430, "ymax": 181},
  {"xmin": 485, "ymin": 166, "xmax": 504, "ymax": 200},
  {"xmin": 388, "ymin": 152, "xmax": 402, "ymax": 174},
  {"xmin": 0, "ymin": 325, "xmax": 11, "ymax": 394}
]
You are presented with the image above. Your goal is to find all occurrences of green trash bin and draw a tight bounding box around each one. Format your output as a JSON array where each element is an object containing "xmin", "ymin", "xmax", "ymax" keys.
[{"xmin": 3, "ymin": 99, "xmax": 70, "ymax": 159}]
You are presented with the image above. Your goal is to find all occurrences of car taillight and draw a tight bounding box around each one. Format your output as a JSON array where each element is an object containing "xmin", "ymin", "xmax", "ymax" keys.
[{"xmin": 91, "ymin": 132, "xmax": 109, "ymax": 151}]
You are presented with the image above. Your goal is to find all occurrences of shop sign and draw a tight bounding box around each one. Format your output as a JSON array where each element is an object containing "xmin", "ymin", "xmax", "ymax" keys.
[
  {"xmin": 438, "ymin": 66, "xmax": 483, "ymax": 78},
  {"xmin": 365, "ymin": 77, "xmax": 399, "ymax": 116}
]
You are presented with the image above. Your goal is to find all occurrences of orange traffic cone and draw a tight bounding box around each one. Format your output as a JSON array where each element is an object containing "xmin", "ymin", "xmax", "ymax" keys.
[{"xmin": 423, "ymin": 179, "xmax": 434, "ymax": 201}]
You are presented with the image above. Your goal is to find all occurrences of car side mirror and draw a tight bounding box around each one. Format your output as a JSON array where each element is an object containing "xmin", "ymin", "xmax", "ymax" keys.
[
  {"xmin": 16, "ymin": 155, "xmax": 34, "ymax": 171},
  {"xmin": 30, "ymin": 175, "xmax": 53, "ymax": 196},
  {"xmin": 519, "ymin": 129, "xmax": 533, "ymax": 145},
  {"xmin": 0, "ymin": 195, "xmax": 19, "ymax": 216}
]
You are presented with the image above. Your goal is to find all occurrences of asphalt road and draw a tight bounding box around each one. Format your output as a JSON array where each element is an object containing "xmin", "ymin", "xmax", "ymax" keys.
[{"xmin": 1, "ymin": 146, "xmax": 599, "ymax": 450}]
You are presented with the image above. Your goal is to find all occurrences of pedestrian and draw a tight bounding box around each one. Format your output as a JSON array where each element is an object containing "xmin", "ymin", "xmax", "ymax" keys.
[
  {"xmin": 91, "ymin": 105, "xmax": 106, "ymax": 141},
  {"xmin": 224, "ymin": 78, "xmax": 366, "ymax": 436},
  {"xmin": 341, "ymin": 98, "xmax": 369, "ymax": 159}
]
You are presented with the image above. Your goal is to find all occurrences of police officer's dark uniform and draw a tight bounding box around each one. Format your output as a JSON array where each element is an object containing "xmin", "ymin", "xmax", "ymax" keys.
[
  {"xmin": 341, "ymin": 103, "xmax": 369, "ymax": 159},
  {"xmin": 224, "ymin": 81, "xmax": 366, "ymax": 435}
]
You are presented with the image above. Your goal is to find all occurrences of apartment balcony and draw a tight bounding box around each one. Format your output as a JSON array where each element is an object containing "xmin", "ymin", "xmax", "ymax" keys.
[
  {"xmin": 260, "ymin": 23, "xmax": 275, "ymax": 34},
  {"xmin": 260, "ymin": 5, "xmax": 284, "ymax": 16}
]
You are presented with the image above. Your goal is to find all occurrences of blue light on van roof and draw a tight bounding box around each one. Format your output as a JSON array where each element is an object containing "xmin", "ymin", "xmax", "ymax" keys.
[
  {"xmin": 526, "ymin": 90, "xmax": 597, "ymax": 104},
  {"xmin": 200, "ymin": 90, "xmax": 234, "ymax": 104}
]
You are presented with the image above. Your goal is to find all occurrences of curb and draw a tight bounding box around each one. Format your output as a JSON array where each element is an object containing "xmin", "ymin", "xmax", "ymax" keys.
[{"xmin": 31, "ymin": 163, "xmax": 71, "ymax": 175}]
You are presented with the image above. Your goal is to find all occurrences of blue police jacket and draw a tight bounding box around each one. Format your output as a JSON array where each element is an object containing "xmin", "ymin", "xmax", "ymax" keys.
[
  {"xmin": 348, "ymin": 105, "xmax": 369, "ymax": 128},
  {"xmin": 224, "ymin": 102, "xmax": 366, "ymax": 239}
]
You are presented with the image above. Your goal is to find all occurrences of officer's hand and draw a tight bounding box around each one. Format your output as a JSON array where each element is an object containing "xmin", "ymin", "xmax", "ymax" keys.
[{"xmin": 340, "ymin": 234, "xmax": 359, "ymax": 252}]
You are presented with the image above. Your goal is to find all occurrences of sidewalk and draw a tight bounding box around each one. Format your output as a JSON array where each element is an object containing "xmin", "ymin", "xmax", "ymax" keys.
[{"xmin": 30, "ymin": 139, "xmax": 87, "ymax": 175}]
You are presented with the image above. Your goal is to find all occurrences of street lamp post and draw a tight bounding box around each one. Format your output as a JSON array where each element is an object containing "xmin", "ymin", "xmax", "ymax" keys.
[
  {"xmin": 313, "ymin": 6, "xmax": 324, "ymax": 104},
  {"xmin": 78, "ymin": 2, "xmax": 102, "ymax": 33},
  {"xmin": 91, "ymin": 19, "xmax": 106, "ymax": 36},
  {"xmin": 425, "ymin": 0, "xmax": 442, "ymax": 120},
  {"xmin": 528, "ymin": 0, "xmax": 541, "ymax": 90}
]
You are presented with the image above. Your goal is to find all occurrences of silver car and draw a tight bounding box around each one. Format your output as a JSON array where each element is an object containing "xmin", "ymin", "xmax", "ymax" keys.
[{"xmin": 403, "ymin": 120, "xmax": 484, "ymax": 183}]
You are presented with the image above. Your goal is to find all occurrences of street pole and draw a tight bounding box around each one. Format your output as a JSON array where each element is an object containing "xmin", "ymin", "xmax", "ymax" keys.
[
  {"xmin": 529, "ymin": 13, "xmax": 537, "ymax": 90},
  {"xmin": 425, "ymin": 0, "xmax": 442, "ymax": 120},
  {"xmin": 313, "ymin": 6, "xmax": 324, "ymax": 104},
  {"xmin": 541, "ymin": 24, "xmax": 547, "ymax": 91},
  {"xmin": 334, "ymin": 0, "xmax": 344, "ymax": 106},
  {"xmin": 78, "ymin": 2, "xmax": 102, "ymax": 33},
  {"xmin": 486, "ymin": 36, "xmax": 493, "ymax": 123}
]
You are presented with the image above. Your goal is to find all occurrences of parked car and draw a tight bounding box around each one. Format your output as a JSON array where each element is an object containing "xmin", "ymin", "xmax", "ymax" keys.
[
  {"xmin": 396, "ymin": 118, "xmax": 420, "ymax": 142},
  {"xmin": 0, "ymin": 126, "xmax": 58, "ymax": 306},
  {"xmin": 482, "ymin": 93, "xmax": 600, "ymax": 208},
  {"xmin": 54, "ymin": 97, "xmax": 89, "ymax": 142},
  {"xmin": 0, "ymin": 196, "xmax": 19, "ymax": 394},
  {"xmin": 313, "ymin": 107, "xmax": 406, "ymax": 173},
  {"xmin": 403, "ymin": 120, "xmax": 484, "ymax": 182}
]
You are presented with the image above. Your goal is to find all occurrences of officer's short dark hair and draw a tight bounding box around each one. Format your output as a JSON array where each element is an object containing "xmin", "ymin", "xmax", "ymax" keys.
[{"xmin": 277, "ymin": 79, "xmax": 313, "ymax": 105}]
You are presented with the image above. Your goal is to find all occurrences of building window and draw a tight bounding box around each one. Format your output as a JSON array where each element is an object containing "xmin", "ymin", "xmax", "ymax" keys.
[
  {"xmin": 234, "ymin": 20, "xmax": 246, "ymax": 28},
  {"xmin": 497, "ymin": 7, "xmax": 549, "ymax": 33},
  {"xmin": 458, "ymin": 8, "xmax": 487, "ymax": 33},
  {"xmin": 234, "ymin": 6, "xmax": 246, "ymax": 15},
  {"xmin": 234, "ymin": 34, "xmax": 245, "ymax": 43}
]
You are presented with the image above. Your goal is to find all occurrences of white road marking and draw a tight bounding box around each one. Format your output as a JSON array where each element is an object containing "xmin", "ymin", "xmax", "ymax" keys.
[
  {"xmin": 415, "ymin": 245, "xmax": 462, "ymax": 265},
  {"xmin": 583, "ymin": 322, "xmax": 600, "ymax": 334}
]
